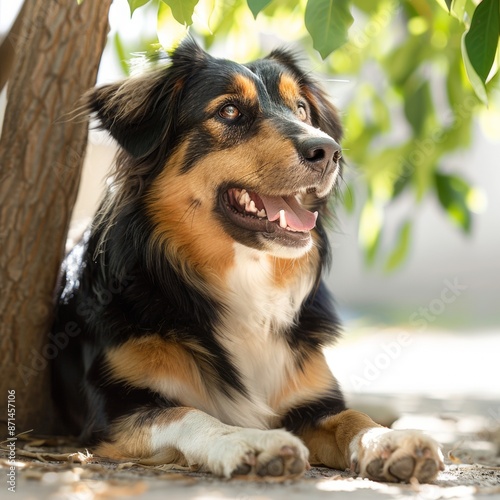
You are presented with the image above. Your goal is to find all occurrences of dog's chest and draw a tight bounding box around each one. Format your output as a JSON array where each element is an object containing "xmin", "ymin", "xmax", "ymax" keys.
[{"xmin": 215, "ymin": 245, "xmax": 314, "ymax": 420}]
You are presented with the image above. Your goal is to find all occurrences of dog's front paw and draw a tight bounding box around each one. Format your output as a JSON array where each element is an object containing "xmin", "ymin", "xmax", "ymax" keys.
[
  {"xmin": 351, "ymin": 428, "xmax": 444, "ymax": 483},
  {"xmin": 207, "ymin": 428, "xmax": 309, "ymax": 478}
]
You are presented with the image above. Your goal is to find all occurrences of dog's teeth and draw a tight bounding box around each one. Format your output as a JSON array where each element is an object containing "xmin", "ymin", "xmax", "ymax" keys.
[
  {"xmin": 279, "ymin": 210, "xmax": 287, "ymax": 229},
  {"xmin": 239, "ymin": 191, "xmax": 251, "ymax": 207},
  {"xmin": 257, "ymin": 209, "xmax": 266, "ymax": 218},
  {"xmin": 314, "ymin": 211, "xmax": 318, "ymax": 221},
  {"xmin": 247, "ymin": 200, "xmax": 257, "ymax": 213}
]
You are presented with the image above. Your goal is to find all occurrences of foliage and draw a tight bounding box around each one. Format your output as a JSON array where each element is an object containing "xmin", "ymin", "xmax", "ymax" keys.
[
  {"xmin": 110, "ymin": 0, "xmax": 499, "ymax": 270},
  {"xmin": 462, "ymin": 0, "xmax": 499, "ymax": 103}
]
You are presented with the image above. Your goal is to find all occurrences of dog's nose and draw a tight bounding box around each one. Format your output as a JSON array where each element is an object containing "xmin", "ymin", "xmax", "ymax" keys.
[{"xmin": 299, "ymin": 136, "xmax": 341, "ymax": 172}]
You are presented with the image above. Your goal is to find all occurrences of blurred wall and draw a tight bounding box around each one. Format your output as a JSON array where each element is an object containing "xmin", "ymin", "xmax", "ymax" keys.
[{"xmin": 327, "ymin": 128, "xmax": 500, "ymax": 328}]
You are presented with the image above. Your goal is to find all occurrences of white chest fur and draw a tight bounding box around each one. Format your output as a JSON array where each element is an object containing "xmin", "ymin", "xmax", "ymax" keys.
[{"xmin": 213, "ymin": 244, "xmax": 315, "ymax": 428}]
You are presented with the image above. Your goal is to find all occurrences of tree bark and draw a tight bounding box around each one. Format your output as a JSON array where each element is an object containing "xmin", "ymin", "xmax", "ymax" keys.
[
  {"xmin": 0, "ymin": 0, "xmax": 113, "ymax": 435},
  {"xmin": 0, "ymin": 1, "xmax": 28, "ymax": 93}
]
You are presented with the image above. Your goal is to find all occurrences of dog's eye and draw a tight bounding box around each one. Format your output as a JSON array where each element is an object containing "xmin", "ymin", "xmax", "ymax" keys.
[
  {"xmin": 219, "ymin": 104, "xmax": 241, "ymax": 121},
  {"xmin": 297, "ymin": 102, "xmax": 307, "ymax": 121}
]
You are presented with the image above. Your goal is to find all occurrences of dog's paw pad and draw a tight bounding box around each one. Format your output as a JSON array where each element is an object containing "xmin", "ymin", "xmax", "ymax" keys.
[
  {"xmin": 256, "ymin": 445, "xmax": 307, "ymax": 477},
  {"xmin": 232, "ymin": 451, "xmax": 256, "ymax": 476},
  {"xmin": 233, "ymin": 462, "xmax": 253, "ymax": 475},
  {"xmin": 219, "ymin": 430, "xmax": 308, "ymax": 478},
  {"xmin": 388, "ymin": 456, "xmax": 415, "ymax": 481},
  {"xmin": 289, "ymin": 457, "xmax": 307, "ymax": 475},
  {"xmin": 354, "ymin": 428, "xmax": 444, "ymax": 483},
  {"xmin": 365, "ymin": 458, "xmax": 385, "ymax": 480},
  {"xmin": 417, "ymin": 457, "xmax": 439, "ymax": 482},
  {"xmin": 258, "ymin": 457, "xmax": 284, "ymax": 476}
]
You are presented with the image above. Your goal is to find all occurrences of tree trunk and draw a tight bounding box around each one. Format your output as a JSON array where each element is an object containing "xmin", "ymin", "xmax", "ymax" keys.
[
  {"xmin": 0, "ymin": 1, "xmax": 28, "ymax": 93},
  {"xmin": 0, "ymin": 0, "xmax": 113, "ymax": 435}
]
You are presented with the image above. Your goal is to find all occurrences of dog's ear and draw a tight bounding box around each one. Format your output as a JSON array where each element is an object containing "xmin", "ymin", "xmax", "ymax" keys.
[
  {"xmin": 86, "ymin": 38, "xmax": 209, "ymax": 158},
  {"xmin": 267, "ymin": 49, "xmax": 343, "ymax": 143}
]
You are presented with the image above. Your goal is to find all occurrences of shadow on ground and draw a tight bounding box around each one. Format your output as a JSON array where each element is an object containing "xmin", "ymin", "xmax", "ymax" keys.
[{"xmin": 1, "ymin": 396, "xmax": 499, "ymax": 500}]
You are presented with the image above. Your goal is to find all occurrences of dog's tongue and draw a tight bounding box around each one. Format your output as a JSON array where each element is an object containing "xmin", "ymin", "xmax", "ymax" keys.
[{"xmin": 259, "ymin": 194, "xmax": 317, "ymax": 231}]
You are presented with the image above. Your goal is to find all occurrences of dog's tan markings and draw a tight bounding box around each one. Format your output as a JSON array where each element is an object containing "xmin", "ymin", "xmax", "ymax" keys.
[
  {"xmin": 147, "ymin": 144, "xmax": 236, "ymax": 286},
  {"xmin": 95, "ymin": 407, "xmax": 195, "ymax": 464},
  {"xmin": 203, "ymin": 74, "xmax": 257, "ymax": 116},
  {"xmin": 106, "ymin": 335, "xmax": 210, "ymax": 405},
  {"xmin": 302, "ymin": 412, "xmax": 443, "ymax": 482},
  {"xmin": 173, "ymin": 77, "xmax": 185, "ymax": 95},
  {"xmin": 232, "ymin": 73, "xmax": 258, "ymax": 102},
  {"xmin": 279, "ymin": 74, "xmax": 301, "ymax": 109},
  {"xmin": 202, "ymin": 114, "xmax": 232, "ymax": 141},
  {"xmin": 271, "ymin": 352, "xmax": 336, "ymax": 413},
  {"xmin": 94, "ymin": 422, "xmax": 152, "ymax": 461},
  {"xmin": 204, "ymin": 97, "xmax": 225, "ymax": 115},
  {"xmin": 300, "ymin": 409, "xmax": 381, "ymax": 470},
  {"xmin": 224, "ymin": 121, "xmax": 300, "ymax": 189},
  {"xmin": 271, "ymin": 229, "xmax": 322, "ymax": 287},
  {"xmin": 271, "ymin": 243, "xmax": 320, "ymax": 288},
  {"xmin": 156, "ymin": 406, "xmax": 193, "ymax": 423}
]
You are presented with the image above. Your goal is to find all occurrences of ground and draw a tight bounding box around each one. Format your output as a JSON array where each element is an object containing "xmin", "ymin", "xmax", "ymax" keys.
[
  {"xmin": 2, "ymin": 329, "xmax": 499, "ymax": 499},
  {"xmin": 1, "ymin": 405, "xmax": 499, "ymax": 500}
]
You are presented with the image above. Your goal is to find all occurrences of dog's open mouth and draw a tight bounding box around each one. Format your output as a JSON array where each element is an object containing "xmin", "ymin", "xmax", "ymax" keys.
[{"xmin": 221, "ymin": 188, "xmax": 318, "ymax": 239}]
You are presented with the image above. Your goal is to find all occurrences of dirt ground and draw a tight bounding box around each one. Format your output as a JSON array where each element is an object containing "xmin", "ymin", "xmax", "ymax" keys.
[{"xmin": 2, "ymin": 399, "xmax": 500, "ymax": 500}]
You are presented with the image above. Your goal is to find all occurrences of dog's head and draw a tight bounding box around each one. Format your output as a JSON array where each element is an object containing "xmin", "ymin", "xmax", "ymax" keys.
[{"xmin": 88, "ymin": 39, "xmax": 342, "ymax": 279}]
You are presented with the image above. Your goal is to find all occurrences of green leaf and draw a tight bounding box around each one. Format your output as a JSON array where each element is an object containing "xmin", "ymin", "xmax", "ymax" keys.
[
  {"xmin": 451, "ymin": 0, "xmax": 467, "ymax": 22},
  {"xmin": 434, "ymin": 172, "xmax": 473, "ymax": 233},
  {"xmin": 113, "ymin": 33, "xmax": 130, "ymax": 76},
  {"xmin": 461, "ymin": 33, "xmax": 488, "ymax": 104},
  {"xmin": 350, "ymin": 0, "xmax": 385, "ymax": 14},
  {"xmin": 359, "ymin": 199, "xmax": 383, "ymax": 266},
  {"xmin": 161, "ymin": 0, "xmax": 199, "ymax": 26},
  {"xmin": 247, "ymin": 0, "xmax": 273, "ymax": 18},
  {"xmin": 391, "ymin": 173, "xmax": 411, "ymax": 200},
  {"xmin": 446, "ymin": 54, "xmax": 467, "ymax": 109},
  {"xmin": 365, "ymin": 227, "xmax": 382, "ymax": 266},
  {"xmin": 305, "ymin": 0, "xmax": 354, "ymax": 59},
  {"xmin": 128, "ymin": 0, "xmax": 152, "ymax": 16},
  {"xmin": 371, "ymin": 92, "xmax": 391, "ymax": 132},
  {"xmin": 343, "ymin": 185, "xmax": 355, "ymax": 213},
  {"xmin": 385, "ymin": 220, "xmax": 412, "ymax": 272},
  {"xmin": 463, "ymin": 0, "xmax": 499, "ymax": 82},
  {"xmin": 384, "ymin": 35, "xmax": 423, "ymax": 87},
  {"xmin": 404, "ymin": 80, "xmax": 433, "ymax": 137}
]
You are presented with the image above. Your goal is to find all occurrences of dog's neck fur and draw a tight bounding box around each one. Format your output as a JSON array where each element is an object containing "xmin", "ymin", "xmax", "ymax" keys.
[
  {"xmin": 211, "ymin": 243, "xmax": 316, "ymax": 424},
  {"xmin": 222, "ymin": 243, "xmax": 315, "ymax": 332}
]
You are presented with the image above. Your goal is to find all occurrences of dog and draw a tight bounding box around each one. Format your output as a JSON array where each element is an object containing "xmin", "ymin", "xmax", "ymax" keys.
[{"xmin": 51, "ymin": 38, "xmax": 444, "ymax": 482}]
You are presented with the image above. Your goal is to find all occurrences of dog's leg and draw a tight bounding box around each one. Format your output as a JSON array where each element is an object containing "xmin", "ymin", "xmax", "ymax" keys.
[
  {"xmin": 300, "ymin": 409, "xmax": 444, "ymax": 482},
  {"xmin": 95, "ymin": 407, "xmax": 309, "ymax": 478}
]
